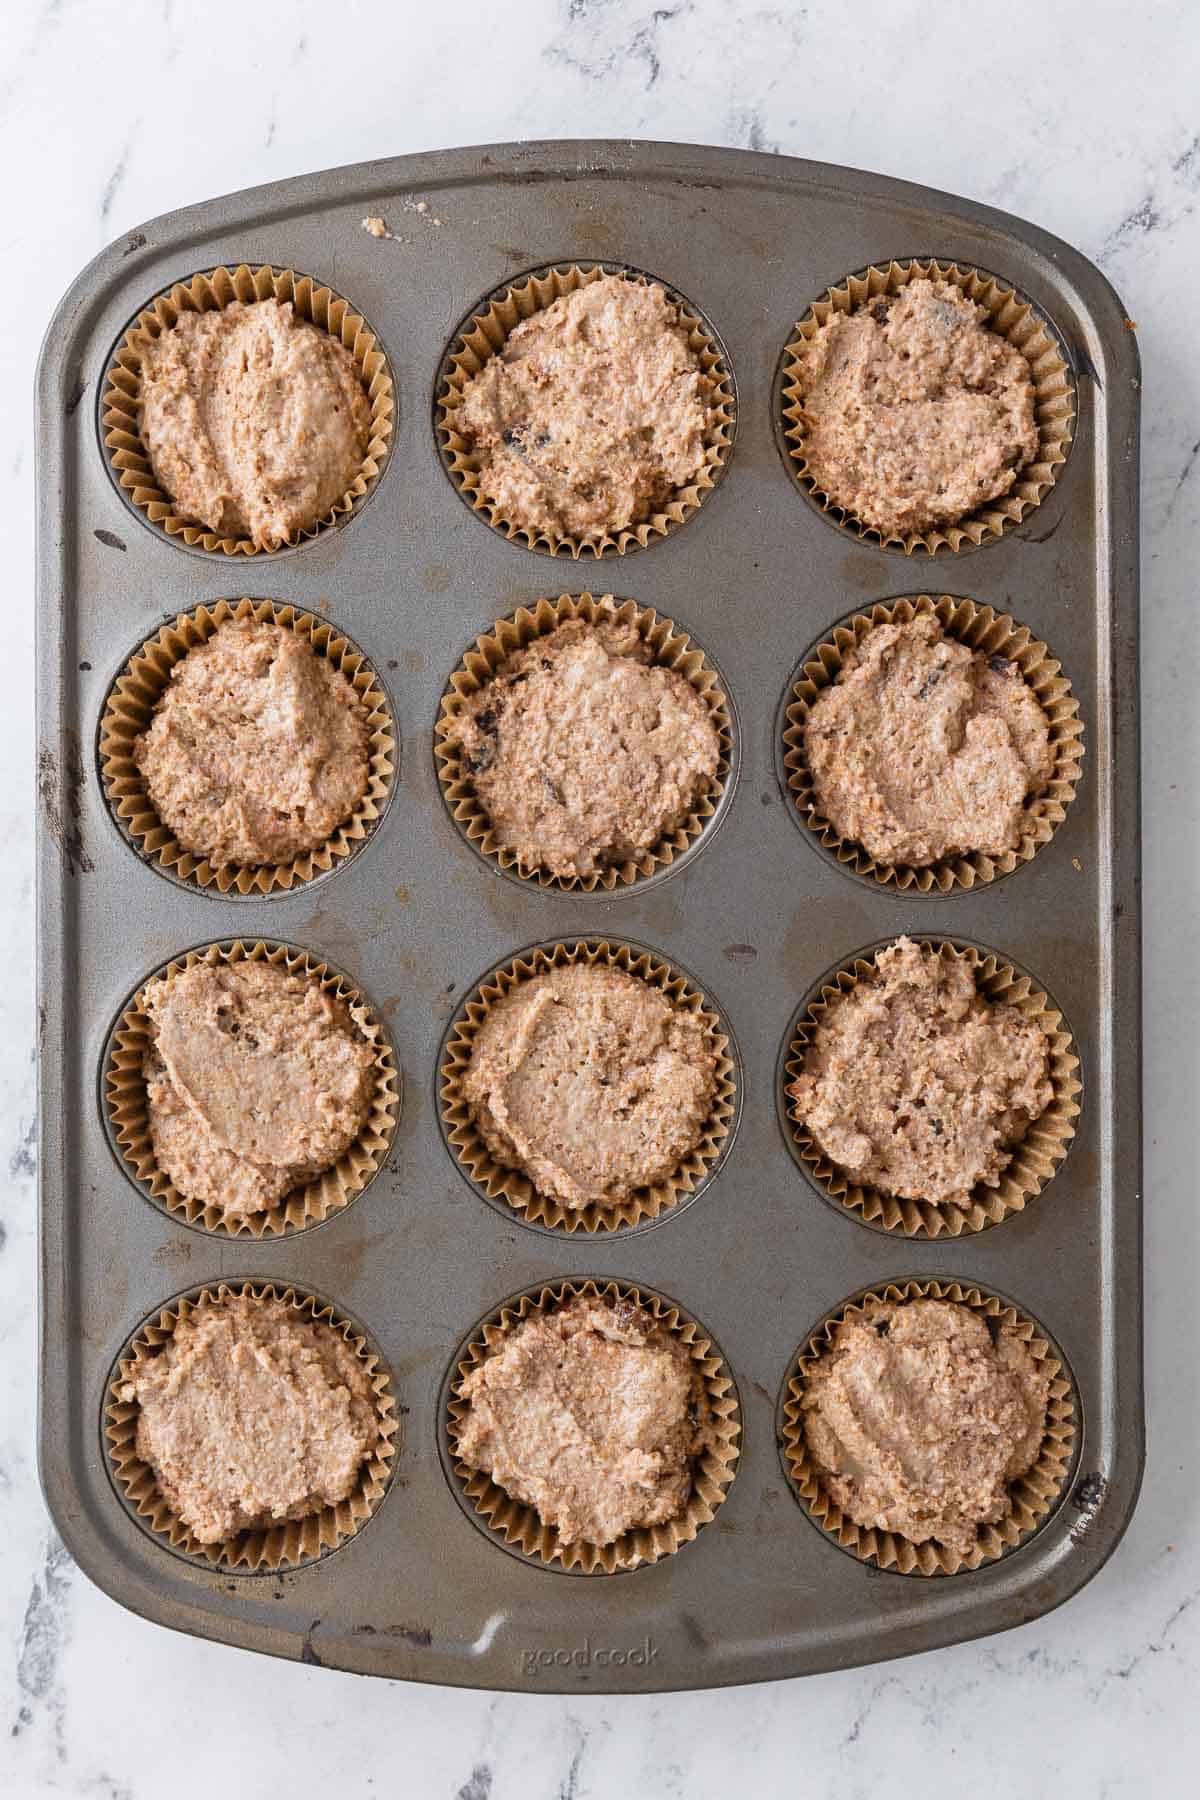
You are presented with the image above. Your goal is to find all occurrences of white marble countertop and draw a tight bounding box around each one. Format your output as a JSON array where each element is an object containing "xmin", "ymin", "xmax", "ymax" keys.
[{"xmin": 3, "ymin": 0, "xmax": 1196, "ymax": 1792}]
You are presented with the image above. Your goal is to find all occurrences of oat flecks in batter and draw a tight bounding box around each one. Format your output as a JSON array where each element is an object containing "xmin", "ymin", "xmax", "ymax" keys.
[
  {"xmin": 788, "ymin": 937, "xmax": 1053, "ymax": 1207},
  {"xmin": 797, "ymin": 278, "xmax": 1039, "ymax": 537},
  {"xmin": 133, "ymin": 620, "xmax": 371, "ymax": 870},
  {"xmin": 804, "ymin": 615, "xmax": 1054, "ymax": 866},
  {"xmin": 119, "ymin": 1295, "xmax": 380, "ymax": 1545},
  {"xmin": 138, "ymin": 298, "xmax": 371, "ymax": 546},
  {"xmin": 456, "ymin": 1296, "xmax": 711, "ymax": 1546},
  {"xmin": 142, "ymin": 960, "xmax": 377, "ymax": 1217},
  {"xmin": 456, "ymin": 274, "xmax": 715, "ymax": 539},
  {"xmin": 801, "ymin": 1297, "xmax": 1051, "ymax": 1556},
  {"xmin": 462, "ymin": 962, "xmax": 718, "ymax": 1210},
  {"xmin": 448, "ymin": 619, "xmax": 721, "ymax": 878}
]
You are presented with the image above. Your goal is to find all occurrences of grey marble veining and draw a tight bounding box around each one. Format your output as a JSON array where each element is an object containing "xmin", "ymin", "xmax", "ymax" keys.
[{"xmin": 2, "ymin": 0, "xmax": 1197, "ymax": 1793}]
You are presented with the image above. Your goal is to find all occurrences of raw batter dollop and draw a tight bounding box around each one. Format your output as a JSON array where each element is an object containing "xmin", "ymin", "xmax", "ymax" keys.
[
  {"xmin": 143, "ymin": 960, "xmax": 376, "ymax": 1216},
  {"xmin": 456, "ymin": 274, "xmax": 715, "ymax": 539},
  {"xmin": 447, "ymin": 619, "xmax": 720, "ymax": 878},
  {"xmin": 139, "ymin": 298, "xmax": 371, "ymax": 546},
  {"xmin": 456, "ymin": 1295, "xmax": 710, "ymax": 1545},
  {"xmin": 801, "ymin": 1297, "xmax": 1051, "ymax": 1555},
  {"xmin": 796, "ymin": 278, "xmax": 1039, "ymax": 536},
  {"xmin": 134, "ymin": 620, "xmax": 370, "ymax": 869},
  {"xmin": 119, "ymin": 1294, "xmax": 380, "ymax": 1545},
  {"xmin": 788, "ymin": 936, "xmax": 1053, "ymax": 1206},
  {"xmin": 803, "ymin": 615, "xmax": 1053, "ymax": 865},
  {"xmin": 462, "ymin": 962, "xmax": 718, "ymax": 1209}
]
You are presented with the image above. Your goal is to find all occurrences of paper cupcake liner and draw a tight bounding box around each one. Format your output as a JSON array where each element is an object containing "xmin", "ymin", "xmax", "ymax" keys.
[
  {"xmin": 105, "ymin": 1280, "xmax": 398, "ymax": 1572},
  {"xmin": 435, "ymin": 263, "xmax": 735, "ymax": 558},
  {"xmin": 440, "ymin": 939, "xmax": 739, "ymax": 1234},
  {"xmin": 780, "ymin": 1277, "xmax": 1077, "ymax": 1575},
  {"xmin": 445, "ymin": 1277, "xmax": 740, "ymax": 1574},
  {"xmin": 103, "ymin": 940, "xmax": 400, "ymax": 1238},
  {"xmin": 99, "ymin": 599, "xmax": 397, "ymax": 897},
  {"xmin": 434, "ymin": 592, "xmax": 735, "ymax": 892},
  {"xmin": 783, "ymin": 939, "xmax": 1081, "ymax": 1237},
  {"xmin": 781, "ymin": 594, "xmax": 1084, "ymax": 893},
  {"xmin": 100, "ymin": 264, "xmax": 395, "ymax": 556},
  {"xmin": 780, "ymin": 259, "xmax": 1076, "ymax": 554}
]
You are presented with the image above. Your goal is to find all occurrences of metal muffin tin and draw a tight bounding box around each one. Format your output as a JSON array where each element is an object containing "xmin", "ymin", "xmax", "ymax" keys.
[{"xmin": 35, "ymin": 140, "xmax": 1142, "ymax": 1691}]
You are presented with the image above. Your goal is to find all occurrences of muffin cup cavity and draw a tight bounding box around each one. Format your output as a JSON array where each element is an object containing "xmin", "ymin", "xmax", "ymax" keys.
[
  {"xmin": 444, "ymin": 1277, "xmax": 740, "ymax": 1574},
  {"xmin": 782, "ymin": 939, "xmax": 1081, "ymax": 1238},
  {"xmin": 435, "ymin": 592, "xmax": 736, "ymax": 892},
  {"xmin": 779, "ymin": 593, "xmax": 1084, "ymax": 894},
  {"xmin": 435, "ymin": 262, "xmax": 735, "ymax": 558},
  {"xmin": 99, "ymin": 599, "xmax": 397, "ymax": 897},
  {"xmin": 780, "ymin": 259, "xmax": 1076, "ymax": 554},
  {"xmin": 100, "ymin": 263, "xmax": 395, "ymax": 556},
  {"xmin": 103, "ymin": 939, "xmax": 400, "ymax": 1238},
  {"xmin": 105, "ymin": 1280, "xmax": 398, "ymax": 1572},
  {"xmin": 439, "ymin": 938, "xmax": 739, "ymax": 1235},
  {"xmin": 779, "ymin": 1277, "xmax": 1077, "ymax": 1575}
]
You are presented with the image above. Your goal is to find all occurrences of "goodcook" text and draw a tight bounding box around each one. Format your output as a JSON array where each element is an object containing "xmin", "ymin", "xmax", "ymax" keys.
[{"xmin": 521, "ymin": 1635, "xmax": 660, "ymax": 1676}]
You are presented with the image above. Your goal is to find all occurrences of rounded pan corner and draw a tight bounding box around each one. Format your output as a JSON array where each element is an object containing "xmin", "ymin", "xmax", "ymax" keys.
[
  {"xmin": 35, "ymin": 1429, "xmax": 170, "ymax": 1637},
  {"xmin": 938, "ymin": 1431, "xmax": 1148, "ymax": 1660},
  {"xmin": 1000, "ymin": 224, "xmax": 1143, "ymax": 388},
  {"xmin": 35, "ymin": 1430, "xmax": 324, "ymax": 1676}
]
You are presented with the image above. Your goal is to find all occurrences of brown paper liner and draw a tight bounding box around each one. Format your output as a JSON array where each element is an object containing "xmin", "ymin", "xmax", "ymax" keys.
[
  {"xmin": 106, "ymin": 1280, "xmax": 398, "ymax": 1571},
  {"xmin": 99, "ymin": 599, "xmax": 396, "ymax": 896},
  {"xmin": 434, "ymin": 593, "xmax": 734, "ymax": 891},
  {"xmin": 440, "ymin": 939, "xmax": 738, "ymax": 1233},
  {"xmin": 780, "ymin": 1277, "xmax": 1077, "ymax": 1575},
  {"xmin": 780, "ymin": 259, "xmax": 1075, "ymax": 553},
  {"xmin": 781, "ymin": 594, "xmax": 1084, "ymax": 893},
  {"xmin": 104, "ymin": 940, "xmax": 400, "ymax": 1237},
  {"xmin": 446, "ymin": 1277, "xmax": 740, "ymax": 1573},
  {"xmin": 435, "ymin": 263, "xmax": 735, "ymax": 558},
  {"xmin": 784, "ymin": 940, "xmax": 1080, "ymax": 1237},
  {"xmin": 101, "ymin": 264, "xmax": 395, "ymax": 555}
]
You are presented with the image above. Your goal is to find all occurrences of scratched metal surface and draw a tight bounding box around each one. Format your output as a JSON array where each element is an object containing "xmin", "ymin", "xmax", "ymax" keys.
[{"xmin": 35, "ymin": 140, "xmax": 1142, "ymax": 1692}]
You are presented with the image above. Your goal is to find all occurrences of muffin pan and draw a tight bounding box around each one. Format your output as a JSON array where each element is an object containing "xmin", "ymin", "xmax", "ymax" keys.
[{"xmin": 36, "ymin": 140, "xmax": 1142, "ymax": 1691}]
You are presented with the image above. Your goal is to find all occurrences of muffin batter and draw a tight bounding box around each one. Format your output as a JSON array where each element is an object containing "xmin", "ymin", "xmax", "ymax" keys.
[
  {"xmin": 455, "ymin": 1295, "xmax": 710, "ymax": 1545},
  {"xmin": 143, "ymin": 960, "xmax": 377, "ymax": 1216},
  {"xmin": 138, "ymin": 298, "xmax": 371, "ymax": 546},
  {"xmin": 461, "ymin": 962, "xmax": 718, "ymax": 1209},
  {"xmin": 448, "ymin": 618, "xmax": 721, "ymax": 878},
  {"xmin": 801, "ymin": 1297, "xmax": 1051, "ymax": 1555},
  {"xmin": 119, "ymin": 1294, "xmax": 380, "ymax": 1545},
  {"xmin": 796, "ymin": 278, "xmax": 1039, "ymax": 536},
  {"xmin": 134, "ymin": 620, "xmax": 371, "ymax": 869},
  {"xmin": 455, "ymin": 274, "xmax": 714, "ymax": 539},
  {"xmin": 803, "ymin": 615, "xmax": 1054, "ymax": 865},
  {"xmin": 788, "ymin": 936, "xmax": 1053, "ymax": 1207}
]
